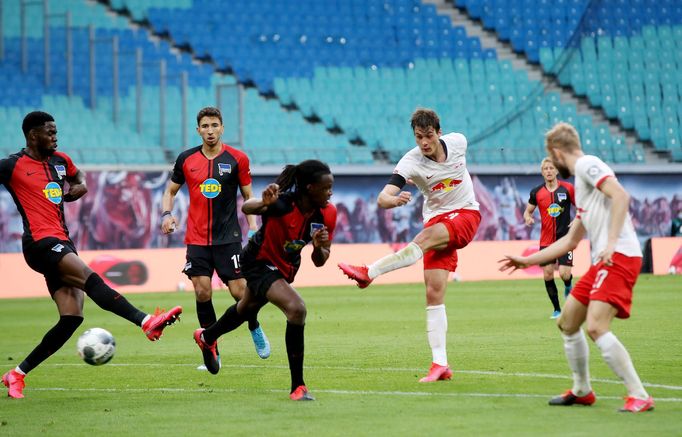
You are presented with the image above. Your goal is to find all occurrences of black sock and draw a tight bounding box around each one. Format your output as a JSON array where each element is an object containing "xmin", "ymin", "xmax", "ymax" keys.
[
  {"xmin": 544, "ymin": 279, "xmax": 561, "ymax": 312},
  {"xmin": 247, "ymin": 316, "xmax": 260, "ymax": 332},
  {"xmin": 19, "ymin": 315, "xmax": 83, "ymax": 374},
  {"xmin": 228, "ymin": 295, "xmax": 259, "ymax": 331},
  {"xmin": 285, "ymin": 321, "xmax": 305, "ymax": 393},
  {"xmin": 563, "ymin": 275, "xmax": 573, "ymax": 288},
  {"xmin": 196, "ymin": 299, "xmax": 217, "ymax": 329},
  {"xmin": 84, "ymin": 273, "xmax": 146, "ymax": 325},
  {"xmin": 203, "ymin": 304, "xmax": 245, "ymax": 345}
]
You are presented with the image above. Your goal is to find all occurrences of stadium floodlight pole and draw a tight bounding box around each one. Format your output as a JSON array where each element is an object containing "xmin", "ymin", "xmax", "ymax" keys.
[
  {"xmin": 89, "ymin": 25, "xmax": 95, "ymax": 109},
  {"xmin": 112, "ymin": 34, "xmax": 119, "ymax": 124},
  {"xmin": 135, "ymin": 48, "xmax": 142, "ymax": 133},
  {"xmin": 0, "ymin": 0, "xmax": 4, "ymax": 60},
  {"xmin": 160, "ymin": 58, "xmax": 166, "ymax": 150},
  {"xmin": 20, "ymin": 0, "xmax": 45, "ymax": 73},
  {"xmin": 88, "ymin": 25, "xmax": 120, "ymax": 120},
  {"xmin": 181, "ymin": 71, "xmax": 188, "ymax": 150},
  {"xmin": 44, "ymin": 8, "xmax": 73, "ymax": 90},
  {"xmin": 215, "ymin": 83, "xmax": 244, "ymax": 149}
]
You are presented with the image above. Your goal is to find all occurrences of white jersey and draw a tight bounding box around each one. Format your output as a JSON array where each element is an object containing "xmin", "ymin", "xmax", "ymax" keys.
[
  {"xmin": 574, "ymin": 155, "xmax": 642, "ymax": 263},
  {"xmin": 393, "ymin": 132, "xmax": 479, "ymax": 223}
]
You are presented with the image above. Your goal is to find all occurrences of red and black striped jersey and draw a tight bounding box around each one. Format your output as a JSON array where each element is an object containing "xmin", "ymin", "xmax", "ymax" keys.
[
  {"xmin": 171, "ymin": 143, "xmax": 251, "ymax": 246},
  {"xmin": 528, "ymin": 180, "xmax": 575, "ymax": 246},
  {"xmin": 0, "ymin": 149, "xmax": 78, "ymax": 244},
  {"xmin": 242, "ymin": 192, "xmax": 337, "ymax": 283}
]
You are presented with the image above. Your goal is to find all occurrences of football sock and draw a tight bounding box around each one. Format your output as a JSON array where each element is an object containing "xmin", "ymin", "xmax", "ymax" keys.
[
  {"xmin": 203, "ymin": 304, "xmax": 245, "ymax": 345},
  {"xmin": 563, "ymin": 275, "xmax": 573, "ymax": 288},
  {"xmin": 286, "ymin": 321, "xmax": 305, "ymax": 392},
  {"xmin": 544, "ymin": 279, "xmax": 561, "ymax": 312},
  {"xmin": 426, "ymin": 304, "xmax": 448, "ymax": 366},
  {"xmin": 226, "ymin": 290, "xmax": 260, "ymax": 331},
  {"xmin": 561, "ymin": 330, "xmax": 591, "ymax": 396},
  {"xmin": 367, "ymin": 242, "xmax": 423, "ymax": 279},
  {"xmin": 18, "ymin": 315, "xmax": 83, "ymax": 374},
  {"xmin": 595, "ymin": 331, "xmax": 649, "ymax": 399},
  {"xmin": 196, "ymin": 299, "xmax": 217, "ymax": 329},
  {"xmin": 84, "ymin": 273, "xmax": 146, "ymax": 325},
  {"xmin": 247, "ymin": 317, "xmax": 260, "ymax": 332}
]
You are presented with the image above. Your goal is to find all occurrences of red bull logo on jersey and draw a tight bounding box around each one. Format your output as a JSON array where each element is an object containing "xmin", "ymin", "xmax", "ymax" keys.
[
  {"xmin": 283, "ymin": 240, "xmax": 306, "ymax": 253},
  {"xmin": 547, "ymin": 203, "xmax": 563, "ymax": 217},
  {"xmin": 430, "ymin": 178, "xmax": 462, "ymax": 192},
  {"xmin": 43, "ymin": 181, "xmax": 63, "ymax": 204},
  {"xmin": 200, "ymin": 178, "xmax": 221, "ymax": 198}
]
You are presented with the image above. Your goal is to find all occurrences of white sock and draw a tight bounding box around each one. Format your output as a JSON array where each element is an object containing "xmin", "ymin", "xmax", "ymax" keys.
[
  {"xmin": 14, "ymin": 366, "xmax": 26, "ymax": 376},
  {"xmin": 426, "ymin": 304, "xmax": 448, "ymax": 366},
  {"xmin": 367, "ymin": 242, "xmax": 423, "ymax": 279},
  {"xmin": 141, "ymin": 314, "xmax": 151, "ymax": 326},
  {"xmin": 595, "ymin": 331, "xmax": 649, "ymax": 399},
  {"xmin": 561, "ymin": 330, "xmax": 591, "ymax": 396}
]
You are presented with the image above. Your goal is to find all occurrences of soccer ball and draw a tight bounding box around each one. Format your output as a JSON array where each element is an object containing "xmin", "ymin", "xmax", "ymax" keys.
[{"xmin": 76, "ymin": 328, "xmax": 116, "ymax": 366}]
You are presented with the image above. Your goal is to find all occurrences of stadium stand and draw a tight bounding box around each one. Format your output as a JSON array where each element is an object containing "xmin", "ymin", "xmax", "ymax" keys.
[
  {"xmin": 0, "ymin": 0, "xmax": 361, "ymax": 165},
  {"xmin": 0, "ymin": 0, "xmax": 673, "ymax": 164},
  {"xmin": 453, "ymin": 0, "xmax": 682, "ymax": 160}
]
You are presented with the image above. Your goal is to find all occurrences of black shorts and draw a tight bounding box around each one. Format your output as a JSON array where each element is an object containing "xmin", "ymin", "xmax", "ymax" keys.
[
  {"xmin": 539, "ymin": 246, "xmax": 574, "ymax": 267},
  {"xmin": 183, "ymin": 243, "xmax": 244, "ymax": 282},
  {"xmin": 23, "ymin": 237, "xmax": 77, "ymax": 296},
  {"xmin": 242, "ymin": 261, "xmax": 285, "ymax": 298}
]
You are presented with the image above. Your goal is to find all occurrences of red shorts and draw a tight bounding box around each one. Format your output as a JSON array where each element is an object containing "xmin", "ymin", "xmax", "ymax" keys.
[
  {"xmin": 571, "ymin": 252, "xmax": 642, "ymax": 319},
  {"xmin": 423, "ymin": 209, "xmax": 481, "ymax": 271}
]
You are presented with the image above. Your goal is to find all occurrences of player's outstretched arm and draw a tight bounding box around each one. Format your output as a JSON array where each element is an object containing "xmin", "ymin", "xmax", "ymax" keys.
[
  {"xmin": 63, "ymin": 170, "xmax": 88, "ymax": 202},
  {"xmin": 243, "ymin": 183, "xmax": 279, "ymax": 215},
  {"xmin": 377, "ymin": 184, "xmax": 411, "ymax": 209},
  {"xmin": 499, "ymin": 219, "xmax": 586, "ymax": 273}
]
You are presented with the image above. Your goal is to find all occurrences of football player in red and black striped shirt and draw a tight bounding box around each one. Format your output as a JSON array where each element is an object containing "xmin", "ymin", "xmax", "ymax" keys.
[
  {"xmin": 161, "ymin": 107, "xmax": 270, "ymax": 366},
  {"xmin": 1, "ymin": 112, "xmax": 182, "ymax": 399},
  {"xmin": 524, "ymin": 158, "xmax": 575, "ymax": 319},
  {"xmin": 193, "ymin": 160, "xmax": 336, "ymax": 401}
]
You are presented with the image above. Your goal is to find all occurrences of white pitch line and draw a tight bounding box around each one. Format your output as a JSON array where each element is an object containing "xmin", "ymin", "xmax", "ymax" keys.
[
  {"xmin": 25, "ymin": 386, "xmax": 682, "ymax": 402},
  {"xmin": 44, "ymin": 362, "xmax": 682, "ymax": 391}
]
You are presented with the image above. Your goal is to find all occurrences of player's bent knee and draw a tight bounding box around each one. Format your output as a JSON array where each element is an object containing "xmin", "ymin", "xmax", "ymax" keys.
[
  {"xmin": 286, "ymin": 301, "xmax": 307, "ymax": 324},
  {"xmin": 557, "ymin": 319, "xmax": 578, "ymax": 335},
  {"xmin": 585, "ymin": 325, "xmax": 607, "ymax": 342}
]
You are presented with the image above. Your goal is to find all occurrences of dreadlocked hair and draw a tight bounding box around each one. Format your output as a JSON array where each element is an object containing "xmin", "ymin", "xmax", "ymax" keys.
[{"xmin": 275, "ymin": 160, "xmax": 331, "ymax": 194}]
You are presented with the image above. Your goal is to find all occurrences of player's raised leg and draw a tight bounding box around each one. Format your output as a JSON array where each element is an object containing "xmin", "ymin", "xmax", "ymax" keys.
[{"xmin": 60, "ymin": 253, "xmax": 182, "ymax": 341}]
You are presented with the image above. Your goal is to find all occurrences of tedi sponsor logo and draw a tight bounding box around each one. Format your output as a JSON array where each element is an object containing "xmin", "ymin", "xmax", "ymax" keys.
[
  {"xmin": 43, "ymin": 182, "xmax": 63, "ymax": 204},
  {"xmin": 547, "ymin": 203, "xmax": 563, "ymax": 217},
  {"xmin": 200, "ymin": 178, "xmax": 221, "ymax": 198}
]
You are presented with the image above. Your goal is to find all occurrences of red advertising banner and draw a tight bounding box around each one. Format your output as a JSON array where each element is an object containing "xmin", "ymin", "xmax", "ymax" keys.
[
  {"xmin": 0, "ymin": 240, "xmax": 594, "ymax": 299},
  {"xmin": 650, "ymin": 237, "xmax": 682, "ymax": 275}
]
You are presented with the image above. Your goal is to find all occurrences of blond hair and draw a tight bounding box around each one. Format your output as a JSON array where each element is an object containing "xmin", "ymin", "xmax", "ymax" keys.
[
  {"xmin": 545, "ymin": 122, "xmax": 581, "ymax": 152},
  {"xmin": 540, "ymin": 157, "xmax": 555, "ymax": 169}
]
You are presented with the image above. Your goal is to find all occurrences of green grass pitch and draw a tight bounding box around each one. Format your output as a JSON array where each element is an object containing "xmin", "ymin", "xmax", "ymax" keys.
[{"xmin": 0, "ymin": 275, "xmax": 680, "ymax": 436}]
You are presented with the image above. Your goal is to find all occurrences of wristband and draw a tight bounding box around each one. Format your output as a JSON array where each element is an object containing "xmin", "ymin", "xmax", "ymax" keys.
[{"xmin": 161, "ymin": 211, "xmax": 172, "ymax": 219}]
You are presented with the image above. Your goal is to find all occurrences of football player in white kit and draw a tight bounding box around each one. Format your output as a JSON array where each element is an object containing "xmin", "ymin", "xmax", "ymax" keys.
[
  {"xmin": 339, "ymin": 108, "xmax": 481, "ymax": 382},
  {"xmin": 499, "ymin": 122, "xmax": 654, "ymax": 413}
]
